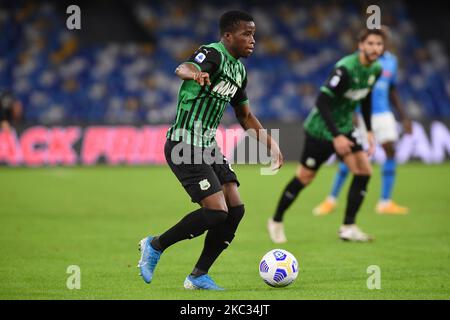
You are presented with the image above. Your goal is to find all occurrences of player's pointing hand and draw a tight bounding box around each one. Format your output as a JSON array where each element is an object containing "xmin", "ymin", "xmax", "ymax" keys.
[
  {"xmin": 193, "ymin": 71, "xmax": 211, "ymax": 86},
  {"xmin": 271, "ymin": 143, "xmax": 284, "ymax": 171}
]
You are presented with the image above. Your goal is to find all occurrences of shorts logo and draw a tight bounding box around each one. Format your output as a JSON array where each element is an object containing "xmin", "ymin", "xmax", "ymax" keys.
[
  {"xmin": 199, "ymin": 179, "xmax": 211, "ymax": 191},
  {"xmin": 306, "ymin": 157, "xmax": 316, "ymax": 168},
  {"xmin": 195, "ymin": 52, "xmax": 206, "ymax": 63}
]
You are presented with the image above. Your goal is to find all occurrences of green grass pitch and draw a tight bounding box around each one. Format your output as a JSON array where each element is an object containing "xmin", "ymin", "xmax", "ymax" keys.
[{"xmin": 1, "ymin": 163, "xmax": 449, "ymax": 300}]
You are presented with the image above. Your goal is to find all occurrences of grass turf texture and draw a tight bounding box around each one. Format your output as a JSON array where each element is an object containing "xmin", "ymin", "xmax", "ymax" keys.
[{"xmin": 0, "ymin": 163, "xmax": 449, "ymax": 300}]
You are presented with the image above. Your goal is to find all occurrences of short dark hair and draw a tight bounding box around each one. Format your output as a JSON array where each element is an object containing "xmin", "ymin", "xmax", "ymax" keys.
[
  {"xmin": 358, "ymin": 28, "xmax": 387, "ymax": 43},
  {"xmin": 219, "ymin": 10, "xmax": 254, "ymax": 35}
]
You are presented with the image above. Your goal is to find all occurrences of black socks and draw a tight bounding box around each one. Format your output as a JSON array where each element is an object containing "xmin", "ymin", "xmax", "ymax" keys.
[
  {"xmin": 192, "ymin": 205, "xmax": 245, "ymax": 277},
  {"xmin": 273, "ymin": 177, "xmax": 305, "ymax": 222},
  {"xmin": 344, "ymin": 175, "xmax": 370, "ymax": 225},
  {"xmin": 152, "ymin": 207, "xmax": 227, "ymax": 252}
]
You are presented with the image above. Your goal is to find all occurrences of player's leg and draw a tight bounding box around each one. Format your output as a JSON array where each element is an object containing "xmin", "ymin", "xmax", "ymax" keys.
[
  {"xmin": 184, "ymin": 151, "xmax": 243, "ymax": 290},
  {"xmin": 339, "ymin": 149, "xmax": 373, "ymax": 241},
  {"xmin": 371, "ymin": 112, "xmax": 408, "ymax": 214},
  {"xmin": 380, "ymin": 141, "xmax": 397, "ymax": 202},
  {"xmin": 138, "ymin": 140, "xmax": 228, "ymax": 284},
  {"xmin": 313, "ymin": 161, "xmax": 349, "ymax": 216},
  {"xmin": 268, "ymin": 165, "xmax": 316, "ymax": 243},
  {"xmin": 330, "ymin": 162, "xmax": 350, "ymax": 200},
  {"xmin": 152, "ymin": 191, "xmax": 228, "ymax": 252},
  {"xmin": 268, "ymin": 133, "xmax": 334, "ymax": 243},
  {"xmin": 376, "ymin": 141, "xmax": 408, "ymax": 214},
  {"xmin": 190, "ymin": 183, "xmax": 244, "ymax": 278},
  {"xmin": 375, "ymin": 132, "xmax": 409, "ymax": 215},
  {"xmin": 274, "ymin": 164, "xmax": 316, "ymax": 223}
]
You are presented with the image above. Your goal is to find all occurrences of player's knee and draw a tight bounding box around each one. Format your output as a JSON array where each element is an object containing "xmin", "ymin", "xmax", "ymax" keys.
[
  {"xmin": 203, "ymin": 201, "xmax": 228, "ymax": 213},
  {"xmin": 202, "ymin": 208, "xmax": 228, "ymax": 228},
  {"xmin": 353, "ymin": 168, "xmax": 372, "ymax": 176},
  {"xmin": 361, "ymin": 166, "xmax": 373, "ymax": 176},
  {"xmin": 383, "ymin": 144, "xmax": 396, "ymax": 159},
  {"xmin": 296, "ymin": 171, "xmax": 315, "ymax": 186},
  {"xmin": 217, "ymin": 205, "xmax": 245, "ymax": 249},
  {"xmin": 350, "ymin": 163, "xmax": 372, "ymax": 176}
]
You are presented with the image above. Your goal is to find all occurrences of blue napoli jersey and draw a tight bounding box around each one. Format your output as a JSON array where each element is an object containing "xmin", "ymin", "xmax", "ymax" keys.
[
  {"xmin": 356, "ymin": 51, "xmax": 398, "ymax": 115},
  {"xmin": 371, "ymin": 51, "xmax": 398, "ymax": 114}
]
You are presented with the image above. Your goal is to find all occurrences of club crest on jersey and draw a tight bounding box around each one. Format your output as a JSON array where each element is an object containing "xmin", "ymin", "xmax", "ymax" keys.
[
  {"xmin": 368, "ymin": 75, "xmax": 376, "ymax": 85},
  {"xmin": 195, "ymin": 52, "xmax": 206, "ymax": 63},
  {"xmin": 199, "ymin": 179, "xmax": 211, "ymax": 191}
]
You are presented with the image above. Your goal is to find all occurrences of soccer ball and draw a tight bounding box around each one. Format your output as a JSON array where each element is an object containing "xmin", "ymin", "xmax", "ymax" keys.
[{"xmin": 259, "ymin": 249, "xmax": 299, "ymax": 287}]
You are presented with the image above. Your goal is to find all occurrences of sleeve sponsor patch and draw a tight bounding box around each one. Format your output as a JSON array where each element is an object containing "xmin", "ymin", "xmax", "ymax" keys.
[
  {"xmin": 329, "ymin": 75, "xmax": 341, "ymax": 88},
  {"xmin": 194, "ymin": 52, "xmax": 206, "ymax": 63}
]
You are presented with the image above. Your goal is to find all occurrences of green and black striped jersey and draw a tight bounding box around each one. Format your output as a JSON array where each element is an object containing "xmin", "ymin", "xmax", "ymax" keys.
[
  {"xmin": 167, "ymin": 41, "xmax": 248, "ymax": 147},
  {"xmin": 304, "ymin": 52, "xmax": 382, "ymax": 141}
]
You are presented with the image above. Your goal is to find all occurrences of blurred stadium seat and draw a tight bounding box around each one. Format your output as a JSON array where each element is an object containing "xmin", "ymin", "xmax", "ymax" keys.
[{"xmin": 0, "ymin": 0, "xmax": 449, "ymax": 125}]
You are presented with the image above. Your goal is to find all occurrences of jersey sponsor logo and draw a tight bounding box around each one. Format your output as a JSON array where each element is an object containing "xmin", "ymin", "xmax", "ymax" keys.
[
  {"xmin": 199, "ymin": 178, "xmax": 211, "ymax": 191},
  {"xmin": 195, "ymin": 52, "xmax": 206, "ymax": 63},
  {"xmin": 212, "ymin": 80, "xmax": 238, "ymax": 98},
  {"xmin": 344, "ymin": 88, "xmax": 370, "ymax": 101},
  {"xmin": 329, "ymin": 75, "xmax": 341, "ymax": 88}
]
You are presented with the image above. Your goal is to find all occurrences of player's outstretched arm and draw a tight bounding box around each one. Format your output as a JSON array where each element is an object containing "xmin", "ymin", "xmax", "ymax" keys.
[
  {"xmin": 174, "ymin": 63, "xmax": 211, "ymax": 86},
  {"xmin": 233, "ymin": 103, "xmax": 283, "ymax": 170},
  {"xmin": 389, "ymin": 86, "xmax": 412, "ymax": 134}
]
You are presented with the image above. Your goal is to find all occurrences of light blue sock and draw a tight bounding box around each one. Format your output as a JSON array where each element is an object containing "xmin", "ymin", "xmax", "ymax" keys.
[
  {"xmin": 381, "ymin": 159, "xmax": 397, "ymax": 201},
  {"xmin": 330, "ymin": 162, "xmax": 349, "ymax": 199}
]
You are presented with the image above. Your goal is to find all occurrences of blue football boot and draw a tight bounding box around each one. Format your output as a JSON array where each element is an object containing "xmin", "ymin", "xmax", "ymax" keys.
[
  {"xmin": 183, "ymin": 274, "xmax": 224, "ymax": 290},
  {"xmin": 137, "ymin": 236, "xmax": 162, "ymax": 284}
]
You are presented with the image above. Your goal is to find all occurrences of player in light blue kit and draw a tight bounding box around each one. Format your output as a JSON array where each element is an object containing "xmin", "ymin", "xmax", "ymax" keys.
[{"xmin": 314, "ymin": 29, "xmax": 412, "ymax": 216}]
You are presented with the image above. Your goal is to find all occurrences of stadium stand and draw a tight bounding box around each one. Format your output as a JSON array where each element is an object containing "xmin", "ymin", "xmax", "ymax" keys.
[{"xmin": 0, "ymin": 0, "xmax": 448, "ymax": 125}]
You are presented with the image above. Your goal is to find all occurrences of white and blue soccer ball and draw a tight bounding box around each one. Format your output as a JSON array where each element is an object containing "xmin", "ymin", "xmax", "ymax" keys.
[{"xmin": 259, "ymin": 249, "xmax": 299, "ymax": 288}]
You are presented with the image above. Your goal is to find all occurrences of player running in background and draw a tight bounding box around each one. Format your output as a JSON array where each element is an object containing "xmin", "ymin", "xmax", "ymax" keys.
[
  {"xmin": 138, "ymin": 11, "xmax": 283, "ymax": 290},
  {"xmin": 314, "ymin": 27, "xmax": 412, "ymax": 216},
  {"xmin": 268, "ymin": 28, "xmax": 384, "ymax": 243}
]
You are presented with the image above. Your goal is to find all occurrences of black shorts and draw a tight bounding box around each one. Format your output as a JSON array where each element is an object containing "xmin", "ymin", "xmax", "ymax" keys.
[
  {"xmin": 164, "ymin": 139, "xmax": 239, "ymax": 203},
  {"xmin": 300, "ymin": 129, "xmax": 364, "ymax": 171}
]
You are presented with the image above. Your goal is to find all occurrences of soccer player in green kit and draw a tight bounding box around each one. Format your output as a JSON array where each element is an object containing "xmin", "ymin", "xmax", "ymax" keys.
[
  {"xmin": 138, "ymin": 11, "xmax": 283, "ymax": 290},
  {"xmin": 268, "ymin": 28, "xmax": 385, "ymax": 243}
]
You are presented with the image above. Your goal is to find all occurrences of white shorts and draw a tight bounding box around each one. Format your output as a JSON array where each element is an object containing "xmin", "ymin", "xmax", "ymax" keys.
[{"xmin": 357, "ymin": 112, "xmax": 399, "ymax": 145}]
